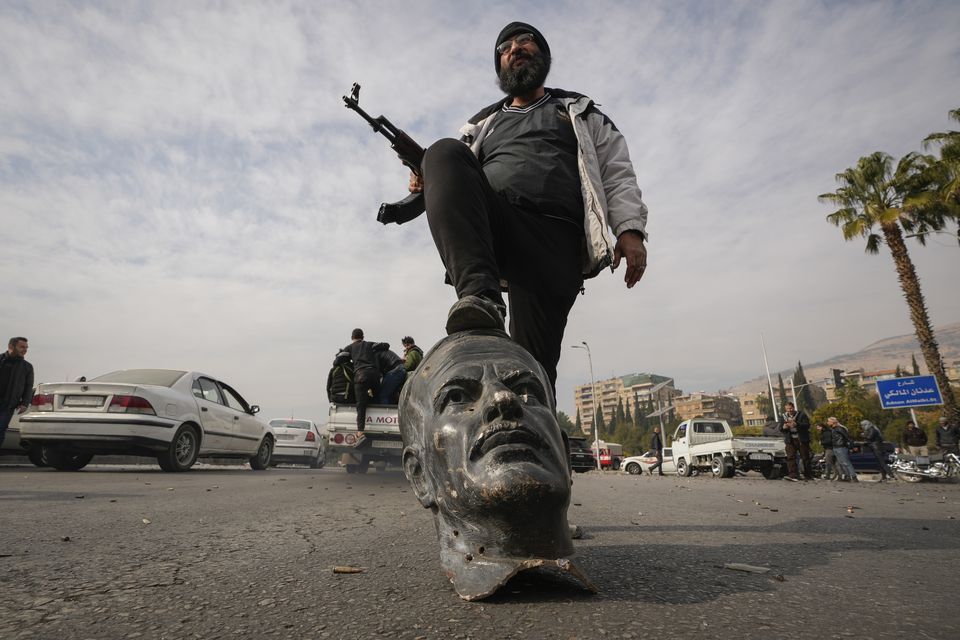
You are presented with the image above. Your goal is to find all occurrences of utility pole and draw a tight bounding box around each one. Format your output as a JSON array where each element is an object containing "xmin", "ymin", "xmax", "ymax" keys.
[{"xmin": 572, "ymin": 342, "xmax": 602, "ymax": 472}]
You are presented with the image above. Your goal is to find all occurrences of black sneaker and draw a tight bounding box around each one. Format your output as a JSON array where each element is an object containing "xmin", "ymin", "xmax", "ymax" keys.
[{"xmin": 445, "ymin": 295, "xmax": 506, "ymax": 334}]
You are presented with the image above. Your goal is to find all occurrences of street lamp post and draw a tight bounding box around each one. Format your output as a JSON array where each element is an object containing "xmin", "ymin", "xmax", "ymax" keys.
[
  {"xmin": 571, "ymin": 342, "xmax": 602, "ymax": 472},
  {"xmin": 647, "ymin": 378, "xmax": 675, "ymax": 432}
]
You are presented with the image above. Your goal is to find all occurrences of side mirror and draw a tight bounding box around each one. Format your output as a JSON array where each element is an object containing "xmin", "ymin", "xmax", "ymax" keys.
[{"xmin": 250, "ymin": 405, "xmax": 260, "ymax": 415}]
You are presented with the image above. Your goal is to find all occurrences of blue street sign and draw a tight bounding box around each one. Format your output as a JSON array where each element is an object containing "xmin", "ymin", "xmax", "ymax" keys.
[{"xmin": 876, "ymin": 375, "xmax": 943, "ymax": 409}]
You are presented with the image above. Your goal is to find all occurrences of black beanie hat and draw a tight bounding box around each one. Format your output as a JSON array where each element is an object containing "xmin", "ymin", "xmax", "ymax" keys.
[{"xmin": 495, "ymin": 22, "xmax": 550, "ymax": 73}]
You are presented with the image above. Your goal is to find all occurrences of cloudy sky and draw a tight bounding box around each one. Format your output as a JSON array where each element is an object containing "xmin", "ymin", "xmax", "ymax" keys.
[{"xmin": 2, "ymin": 0, "xmax": 958, "ymax": 422}]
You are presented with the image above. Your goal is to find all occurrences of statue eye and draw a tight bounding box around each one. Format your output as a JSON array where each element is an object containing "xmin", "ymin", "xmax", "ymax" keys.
[
  {"xmin": 437, "ymin": 382, "xmax": 480, "ymax": 412},
  {"xmin": 512, "ymin": 381, "xmax": 545, "ymax": 405}
]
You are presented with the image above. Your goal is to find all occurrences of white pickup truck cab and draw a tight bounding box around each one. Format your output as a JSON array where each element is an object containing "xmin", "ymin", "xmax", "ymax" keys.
[
  {"xmin": 325, "ymin": 403, "xmax": 402, "ymax": 474},
  {"xmin": 670, "ymin": 418, "xmax": 787, "ymax": 479}
]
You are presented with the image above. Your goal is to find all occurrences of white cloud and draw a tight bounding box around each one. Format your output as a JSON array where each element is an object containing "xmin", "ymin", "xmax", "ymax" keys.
[{"xmin": 1, "ymin": 0, "xmax": 958, "ymax": 422}]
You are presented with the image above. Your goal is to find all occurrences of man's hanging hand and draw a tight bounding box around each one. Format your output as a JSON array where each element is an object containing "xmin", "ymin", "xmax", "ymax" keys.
[{"xmin": 612, "ymin": 230, "xmax": 646, "ymax": 289}]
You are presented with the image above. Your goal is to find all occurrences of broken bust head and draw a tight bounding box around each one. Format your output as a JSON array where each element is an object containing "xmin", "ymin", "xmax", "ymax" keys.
[{"xmin": 398, "ymin": 329, "xmax": 595, "ymax": 600}]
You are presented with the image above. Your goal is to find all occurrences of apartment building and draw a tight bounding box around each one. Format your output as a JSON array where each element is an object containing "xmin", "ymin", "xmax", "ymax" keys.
[
  {"xmin": 737, "ymin": 392, "xmax": 768, "ymax": 427},
  {"xmin": 671, "ymin": 392, "xmax": 742, "ymax": 424},
  {"xmin": 573, "ymin": 373, "xmax": 678, "ymax": 435}
]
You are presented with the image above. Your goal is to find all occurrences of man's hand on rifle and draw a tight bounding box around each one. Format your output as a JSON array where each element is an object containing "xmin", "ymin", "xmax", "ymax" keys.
[{"xmin": 409, "ymin": 171, "xmax": 423, "ymax": 194}]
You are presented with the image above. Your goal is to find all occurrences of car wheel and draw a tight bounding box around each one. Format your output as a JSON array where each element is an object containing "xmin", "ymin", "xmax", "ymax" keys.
[
  {"xmin": 626, "ymin": 462, "xmax": 641, "ymax": 475},
  {"xmin": 158, "ymin": 425, "xmax": 200, "ymax": 472},
  {"xmin": 27, "ymin": 445, "xmax": 49, "ymax": 468},
  {"xmin": 46, "ymin": 445, "xmax": 94, "ymax": 471},
  {"xmin": 710, "ymin": 457, "xmax": 725, "ymax": 478},
  {"xmin": 676, "ymin": 457, "xmax": 691, "ymax": 477},
  {"xmin": 722, "ymin": 458, "xmax": 736, "ymax": 478},
  {"xmin": 249, "ymin": 437, "xmax": 273, "ymax": 470}
]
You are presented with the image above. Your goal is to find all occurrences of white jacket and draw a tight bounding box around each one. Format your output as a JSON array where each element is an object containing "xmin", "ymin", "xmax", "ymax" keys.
[{"xmin": 458, "ymin": 89, "xmax": 648, "ymax": 278}]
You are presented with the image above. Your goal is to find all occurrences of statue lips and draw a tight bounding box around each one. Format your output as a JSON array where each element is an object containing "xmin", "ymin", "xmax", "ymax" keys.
[{"xmin": 469, "ymin": 422, "xmax": 548, "ymax": 463}]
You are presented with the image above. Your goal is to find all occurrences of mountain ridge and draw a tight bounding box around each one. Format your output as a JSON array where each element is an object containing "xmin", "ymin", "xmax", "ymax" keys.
[{"xmin": 730, "ymin": 321, "xmax": 960, "ymax": 395}]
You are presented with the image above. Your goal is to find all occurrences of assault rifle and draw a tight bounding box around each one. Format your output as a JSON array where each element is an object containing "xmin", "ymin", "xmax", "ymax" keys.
[{"xmin": 342, "ymin": 83, "xmax": 426, "ymax": 225}]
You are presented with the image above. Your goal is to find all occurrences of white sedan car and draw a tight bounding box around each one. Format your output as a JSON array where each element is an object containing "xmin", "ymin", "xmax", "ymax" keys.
[
  {"xmin": 620, "ymin": 448, "xmax": 678, "ymax": 476},
  {"xmin": 268, "ymin": 418, "xmax": 326, "ymax": 468},
  {"xmin": 19, "ymin": 369, "xmax": 274, "ymax": 472}
]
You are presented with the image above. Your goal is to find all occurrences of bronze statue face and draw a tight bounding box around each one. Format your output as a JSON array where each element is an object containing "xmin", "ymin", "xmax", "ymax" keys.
[
  {"xmin": 399, "ymin": 331, "xmax": 591, "ymax": 600},
  {"xmin": 401, "ymin": 331, "xmax": 570, "ymax": 517}
]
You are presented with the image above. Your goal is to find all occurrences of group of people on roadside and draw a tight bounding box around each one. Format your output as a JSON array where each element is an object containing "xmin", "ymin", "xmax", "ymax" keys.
[
  {"xmin": 902, "ymin": 417, "xmax": 960, "ymax": 456},
  {"xmin": 818, "ymin": 415, "xmax": 960, "ymax": 482},
  {"xmin": 775, "ymin": 399, "xmax": 960, "ymax": 483},
  {"xmin": 326, "ymin": 329, "xmax": 424, "ymax": 433}
]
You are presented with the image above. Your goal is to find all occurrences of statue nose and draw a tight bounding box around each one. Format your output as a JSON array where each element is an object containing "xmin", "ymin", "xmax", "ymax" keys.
[{"xmin": 486, "ymin": 389, "xmax": 523, "ymax": 422}]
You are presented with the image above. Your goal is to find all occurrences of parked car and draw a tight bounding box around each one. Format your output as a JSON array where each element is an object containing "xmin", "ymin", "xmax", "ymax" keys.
[
  {"xmin": 19, "ymin": 369, "xmax": 274, "ymax": 472},
  {"xmin": 597, "ymin": 440, "xmax": 624, "ymax": 470},
  {"xmin": 269, "ymin": 419, "xmax": 326, "ymax": 468},
  {"xmin": 568, "ymin": 436, "xmax": 597, "ymax": 473},
  {"xmin": 621, "ymin": 448, "xmax": 678, "ymax": 475},
  {"xmin": 811, "ymin": 441, "xmax": 896, "ymax": 476},
  {"xmin": 0, "ymin": 412, "xmax": 48, "ymax": 467}
]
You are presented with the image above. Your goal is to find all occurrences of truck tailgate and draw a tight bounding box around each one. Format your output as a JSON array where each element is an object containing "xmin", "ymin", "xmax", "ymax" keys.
[{"xmin": 730, "ymin": 437, "xmax": 785, "ymax": 453}]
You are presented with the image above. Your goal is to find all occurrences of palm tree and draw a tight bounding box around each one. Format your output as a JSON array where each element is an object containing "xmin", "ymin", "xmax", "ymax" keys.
[
  {"xmin": 916, "ymin": 107, "xmax": 960, "ymax": 243},
  {"xmin": 819, "ymin": 151, "xmax": 958, "ymax": 422}
]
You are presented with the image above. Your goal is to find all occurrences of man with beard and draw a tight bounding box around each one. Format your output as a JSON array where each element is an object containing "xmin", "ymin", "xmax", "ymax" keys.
[{"xmin": 410, "ymin": 22, "xmax": 649, "ymax": 394}]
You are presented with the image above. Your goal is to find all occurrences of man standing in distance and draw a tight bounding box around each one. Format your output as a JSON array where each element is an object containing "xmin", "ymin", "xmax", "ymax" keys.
[
  {"xmin": 0, "ymin": 337, "xmax": 34, "ymax": 445},
  {"xmin": 649, "ymin": 426, "xmax": 664, "ymax": 477},
  {"xmin": 779, "ymin": 402, "xmax": 812, "ymax": 481},
  {"xmin": 410, "ymin": 22, "xmax": 649, "ymax": 392}
]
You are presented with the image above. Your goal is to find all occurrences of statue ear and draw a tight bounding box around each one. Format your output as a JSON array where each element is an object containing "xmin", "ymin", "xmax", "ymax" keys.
[{"xmin": 403, "ymin": 446, "xmax": 434, "ymax": 508}]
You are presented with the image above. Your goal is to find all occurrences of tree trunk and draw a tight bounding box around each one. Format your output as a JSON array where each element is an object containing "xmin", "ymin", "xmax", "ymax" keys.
[{"xmin": 882, "ymin": 222, "xmax": 959, "ymax": 422}]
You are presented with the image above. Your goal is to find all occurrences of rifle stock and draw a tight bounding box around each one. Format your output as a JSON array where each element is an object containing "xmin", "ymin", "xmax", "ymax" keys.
[{"xmin": 343, "ymin": 83, "xmax": 426, "ymax": 225}]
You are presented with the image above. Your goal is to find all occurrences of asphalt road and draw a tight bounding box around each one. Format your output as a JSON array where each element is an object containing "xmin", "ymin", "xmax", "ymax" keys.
[{"xmin": 1, "ymin": 462, "xmax": 958, "ymax": 640}]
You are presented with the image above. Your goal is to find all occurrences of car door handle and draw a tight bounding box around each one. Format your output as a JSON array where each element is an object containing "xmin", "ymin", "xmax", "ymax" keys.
[
  {"xmin": 201, "ymin": 407, "xmax": 208, "ymax": 412},
  {"xmin": 234, "ymin": 416, "xmax": 239, "ymax": 420}
]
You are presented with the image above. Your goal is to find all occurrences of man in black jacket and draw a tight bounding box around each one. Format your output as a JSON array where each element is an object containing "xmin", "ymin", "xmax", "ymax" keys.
[
  {"xmin": 816, "ymin": 422, "xmax": 837, "ymax": 480},
  {"xmin": 342, "ymin": 329, "xmax": 380, "ymax": 434},
  {"xmin": 409, "ymin": 22, "xmax": 649, "ymax": 394},
  {"xmin": 779, "ymin": 402, "xmax": 812, "ymax": 481},
  {"xmin": 902, "ymin": 420, "xmax": 929, "ymax": 456},
  {"xmin": 649, "ymin": 426, "xmax": 664, "ymax": 476},
  {"xmin": 374, "ymin": 343, "xmax": 407, "ymax": 404},
  {"xmin": 860, "ymin": 420, "xmax": 893, "ymax": 481},
  {"xmin": 0, "ymin": 337, "xmax": 34, "ymax": 445},
  {"xmin": 935, "ymin": 417, "xmax": 960, "ymax": 455}
]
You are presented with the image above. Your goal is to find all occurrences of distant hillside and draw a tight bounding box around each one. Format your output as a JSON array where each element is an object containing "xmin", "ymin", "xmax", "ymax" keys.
[{"xmin": 731, "ymin": 321, "xmax": 960, "ymax": 395}]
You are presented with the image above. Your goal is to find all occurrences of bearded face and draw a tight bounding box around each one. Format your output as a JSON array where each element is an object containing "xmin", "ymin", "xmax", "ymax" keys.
[{"xmin": 498, "ymin": 48, "xmax": 551, "ymax": 97}]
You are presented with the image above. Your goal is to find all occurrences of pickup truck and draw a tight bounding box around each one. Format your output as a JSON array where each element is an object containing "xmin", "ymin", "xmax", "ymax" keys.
[
  {"xmin": 325, "ymin": 403, "xmax": 402, "ymax": 473},
  {"xmin": 670, "ymin": 418, "xmax": 787, "ymax": 479}
]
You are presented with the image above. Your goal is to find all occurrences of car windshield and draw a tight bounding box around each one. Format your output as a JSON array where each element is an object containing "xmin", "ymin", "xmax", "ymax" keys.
[
  {"xmin": 91, "ymin": 369, "xmax": 187, "ymax": 387},
  {"xmin": 270, "ymin": 420, "xmax": 311, "ymax": 430}
]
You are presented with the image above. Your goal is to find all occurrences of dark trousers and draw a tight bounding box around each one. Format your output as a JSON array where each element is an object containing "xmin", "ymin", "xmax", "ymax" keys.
[
  {"xmin": 869, "ymin": 442, "xmax": 893, "ymax": 479},
  {"xmin": 422, "ymin": 139, "xmax": 584, "ymax": 391},
  {"xmin": 785, "ymin": 439, "xmax": 812, "ymax": 479},
  {"xmin": 353, "ymin": 370, "xmax": 380, "ymax": 431},
  {"xmin": 0, "ymin": 408, "xmax": 15, "ymax": 445},
  {"xmin": 650, "ymin": 453, "xmax": 664, "ymax": 475}
]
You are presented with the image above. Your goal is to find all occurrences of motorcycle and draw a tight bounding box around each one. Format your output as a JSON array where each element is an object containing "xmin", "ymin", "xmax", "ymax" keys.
[{"xmin": 890, "ymin": 451, "xmax": 960, "ymax": 482}]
